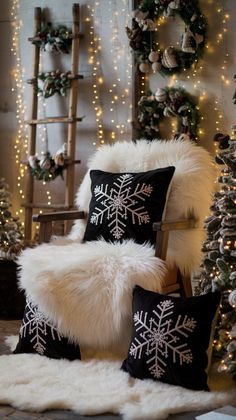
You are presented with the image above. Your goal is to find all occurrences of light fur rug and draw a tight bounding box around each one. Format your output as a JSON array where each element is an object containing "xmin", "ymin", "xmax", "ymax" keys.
[{"xmin": 0, "ymin": 337, "xmax": 236, "ymax": 420}]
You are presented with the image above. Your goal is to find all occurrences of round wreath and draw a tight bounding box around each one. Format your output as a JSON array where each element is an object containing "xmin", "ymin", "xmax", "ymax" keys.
[
  {"xmin": 28, "ymin": 150, "xmax": 67, "ymax": 182},
  {"xmin": 138, "ymin": 86, "xmax": 200, "ymax": 140},
  {"xmin": 32, "ymin": 23, "xmax": 72, "ymax": 54},
  {"xmin": 126, "ymin": 0, "xmax": 207, "ymax": 75},
  {"xmin": 37, "ymin": 70, "xmax": 71, "ymax": 98}
]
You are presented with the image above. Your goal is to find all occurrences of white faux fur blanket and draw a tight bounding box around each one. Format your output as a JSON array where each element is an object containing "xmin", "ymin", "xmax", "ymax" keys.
[
  {"xmin": 19, "ymin": 240, "xmax": 166, "ymax": 353},
  {"xmin": 0, "ymin": 337, "xmax": 236, "ymax": 420}
]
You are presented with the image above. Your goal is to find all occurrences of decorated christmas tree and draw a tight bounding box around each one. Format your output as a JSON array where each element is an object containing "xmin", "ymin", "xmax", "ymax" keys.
[
  {"xmin": 196, "ymin": 132, "xmax": 236, "ymax": 379},
  {"xmin": 0, "ymin": 178, "xmax": 24, "ymax": 260}
]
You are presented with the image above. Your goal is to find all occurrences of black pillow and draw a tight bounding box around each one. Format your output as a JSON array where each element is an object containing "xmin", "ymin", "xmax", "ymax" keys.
[
  {"xmin": 122, "ymin": 286, "xmax": 221, "ymax": 391},
  {"xmin": 13, "ymin": 299, "xmax": 81, "ymax": 360},
  {"xmin": 83, "ymin": 166, "xmax": 175, "ymax": 244}
]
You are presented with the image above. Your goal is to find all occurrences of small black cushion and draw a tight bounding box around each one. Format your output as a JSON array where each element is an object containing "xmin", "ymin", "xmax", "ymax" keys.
[
  {"xmin": 122, "ymin": 286, "xmax": 221, "ymax": 390},
  {"xmin": 13, "ymin": 299, "xmax": 81, "ymax": 360},
  {"xmin": 83, "ymin": 167, "xmax": 175, "ymax": 244}
]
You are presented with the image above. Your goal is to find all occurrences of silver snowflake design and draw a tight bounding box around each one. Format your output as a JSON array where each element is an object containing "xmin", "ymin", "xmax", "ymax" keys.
[
  {"xmin": 130, "ymin": 299, "xmax": 197, "ymax": 379},
  {"xmin": 90, "ymin": 174, "xmax": 153, "ymax": 239},
  {"xmin": 20, "ymin": 299, "xmax": 62, "ymax": 355}
]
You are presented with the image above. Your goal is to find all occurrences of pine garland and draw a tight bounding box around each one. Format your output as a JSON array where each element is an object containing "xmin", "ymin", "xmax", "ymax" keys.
[
  {"xmin": 37, "ymin": 70, "xmax": 72, "ymax": 98},
  {"xmin": 31, "ymin": 23, "xmax": 72, "ymax": 54},
  {"xmin": 28, "ymin": 151, "xmax": 67, "ymax": 183}
]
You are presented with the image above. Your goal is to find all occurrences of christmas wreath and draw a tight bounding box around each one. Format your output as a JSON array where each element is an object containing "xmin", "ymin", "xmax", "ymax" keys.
[
  {"xmin": 37, "ymin": 70, "xmax": 72, "ymax": 98},
  {"xmin": 31, "ymin": 23, "xmax": 72, "ymax": 53},
  {"xmin": 126, "ymin": 0, "xmax": 207, "ymax": 75},
  {"xmin": 28, "ymin": 145, "xmax": 67, "ymax": 182},
  {"xmin": 138, "ymin": 86, "xmax": 200, "ymax": 140}
]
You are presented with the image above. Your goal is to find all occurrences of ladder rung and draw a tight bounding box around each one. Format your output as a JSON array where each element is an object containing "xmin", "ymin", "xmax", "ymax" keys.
[
  {"xmin": 25, "ymin": 116, "xmax": 83, "ymax": 124},
  {"xmin": 22, "ymin": 203, "xmax": 73, "ymax": 209},
  {"xmin": 28, "ymin": 33, "xmax": 83, "ymax": 42},
  {"xmin": 22, "ymin": 159, "xmax": 81, "ymax": 165},
  {"xmin": 27, "ymin": 74, "xmax": 84, "ymax": 84}
]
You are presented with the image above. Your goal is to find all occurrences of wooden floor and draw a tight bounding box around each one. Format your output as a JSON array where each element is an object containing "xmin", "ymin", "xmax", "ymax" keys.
[{"xmin": 0, "ymin": 319, "xmax": 222, "ymax": 420}]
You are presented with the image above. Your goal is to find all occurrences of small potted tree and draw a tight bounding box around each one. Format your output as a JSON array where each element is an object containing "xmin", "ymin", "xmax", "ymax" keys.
[{"xmin": 0, "ymin": 177, "xmax": 25, "ymax": 318}]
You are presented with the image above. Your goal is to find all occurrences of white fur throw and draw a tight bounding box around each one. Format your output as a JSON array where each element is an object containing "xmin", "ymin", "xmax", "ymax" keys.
[
  {"xmin": 19, "ymin": 240, "xmax": 166, "ymax": 353},
  {"xmin": 18, "ymin": 139, "xmax": 215, "ymax": 352}
]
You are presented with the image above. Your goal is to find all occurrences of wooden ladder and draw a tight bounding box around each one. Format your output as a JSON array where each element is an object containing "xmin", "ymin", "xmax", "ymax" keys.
[{"xmin": 23, "ymin": 3, "xmax": 83, "ymax": 243}]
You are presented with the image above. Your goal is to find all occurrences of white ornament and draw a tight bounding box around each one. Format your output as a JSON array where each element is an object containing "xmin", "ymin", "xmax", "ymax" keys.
[
  {"xmin": 155, "ymin": 88, "xmax": 167, "ymax": 102},
  {"xmin": 28, "ymin": 155, "xmax": 38, "ymax": 169},
  {"xmin": 44, "ymin": 42, "xmax": 55, "ymax": 53},
  {"xmin": 148, "ymin": 51, "xmax": 159, "ymax": 63},
  {"xmin": 161, "ymin": 47, "xmax": 178, "ymax": 69},
  {"xmin": 228, "ymin": 290, "xmax": 236, "ymax": 307},
  {"xmin": 129, "ymin": 299, "xmax": 196, "ymax": 379},
  {"xmin": 37, "ymin": 78, "xmax": 45, "ymax": 91},
  {"xmin": 139, "ymin": 62, "xmax": 150, "ymax": 73},
  {"xmin": 152, "ymin": 62, "xmax": 162, "ymax": 73},
  {"xmin": 54, "ymin": 143, "xmax": 67, "ymax": 166}
]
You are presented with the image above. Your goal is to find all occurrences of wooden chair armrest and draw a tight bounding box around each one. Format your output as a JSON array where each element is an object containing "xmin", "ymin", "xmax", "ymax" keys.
[
  {"xmin": 153, "ymin": 217, "xmax": 198, "ymax": 232},
  {"xmin": 153, "ymin": 217, "xmax": 198, "ymax": 261},
  {"xmin": 32, "ymin": 210, "xmax": 85, "ymax": 223},
  {"xmin": 32, "ymin": 210, "xmax": 85, "ymax": 244}
]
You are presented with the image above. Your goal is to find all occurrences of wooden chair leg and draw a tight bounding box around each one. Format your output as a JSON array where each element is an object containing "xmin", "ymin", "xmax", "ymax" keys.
[
  {"xmin": 38, "ymin": 221, "xmax": 53, "ymax": 243},
  {"xmin": 178, "ymin": 270, "xmax": 192, "ymax": 297}
]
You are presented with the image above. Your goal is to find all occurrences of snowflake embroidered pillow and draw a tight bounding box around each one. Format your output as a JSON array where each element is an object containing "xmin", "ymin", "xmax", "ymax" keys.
[
  {"xmin": 122, "ymin": 286, "xmax": 221, "ymax": 391},
  {"xmin": 83, "ymin": 166, "xmax": 175, "ymax": 244},
  {"xmin": 13, "ymin": 299, "xmax": 81, "ymax": 360}
]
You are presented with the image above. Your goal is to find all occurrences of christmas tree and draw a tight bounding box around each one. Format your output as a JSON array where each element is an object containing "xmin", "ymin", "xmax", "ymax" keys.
[
  {"xmin": 196, "ymin": 132, "xmax": 236, "ymax": 379},
  {"xmin": 0, "ymin": 178, "xmax": 24, "ymax": 259}
]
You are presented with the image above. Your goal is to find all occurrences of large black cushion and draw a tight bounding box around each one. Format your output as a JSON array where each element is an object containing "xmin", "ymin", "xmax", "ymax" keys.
[
  {"xmin": 122, "ymin": 286, "xmax": 221, "ymax": 390},
  {"xmin": 13, "ymin": 299, "xmax": 81, "ymax": 360},
  {"xmin": 83, "ymin": 167, "xmax": 175, "ymax": 244}
]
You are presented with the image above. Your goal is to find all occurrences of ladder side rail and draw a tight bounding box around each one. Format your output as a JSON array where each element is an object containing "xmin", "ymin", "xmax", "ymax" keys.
[
  {"xmin": 66, "ymin": 3, "xmax": 81, "ymax": 211},
  {"xmin": 24, "ymin": 7, "xmax": 42, "ymax": 243}
]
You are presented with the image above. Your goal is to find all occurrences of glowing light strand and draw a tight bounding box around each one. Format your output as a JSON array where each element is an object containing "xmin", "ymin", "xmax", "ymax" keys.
[{"xmin": 10, "ymin": 0, "xmax": 28, "ymax": 222}]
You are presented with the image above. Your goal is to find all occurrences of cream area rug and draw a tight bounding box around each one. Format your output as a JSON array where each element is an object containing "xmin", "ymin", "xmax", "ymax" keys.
[{"xmin": 0, "ymin": 337, "xmax": 236, "ymax": 420}]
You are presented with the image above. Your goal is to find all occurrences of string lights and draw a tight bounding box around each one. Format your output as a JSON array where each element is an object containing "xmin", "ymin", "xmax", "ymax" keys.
[
  {"xmin": 86, "ymin": 3, "xmax": 105, "ymax": 147},
  {"xmin": 107, "ymin": 0, "xmax": 132, "ymax": 141},
  {"xmin": 10, "ymin": 0, "xmax": 28, "ymax": 223},
  {"xmin": 86, "ymin": 0, "xmax": 132, "ymax": 147}
]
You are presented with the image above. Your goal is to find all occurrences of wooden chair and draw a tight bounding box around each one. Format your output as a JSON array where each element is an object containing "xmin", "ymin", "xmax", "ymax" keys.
[{"xmin": 31, "ymin": 139, "xmax": 215, "ymax": 298}]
